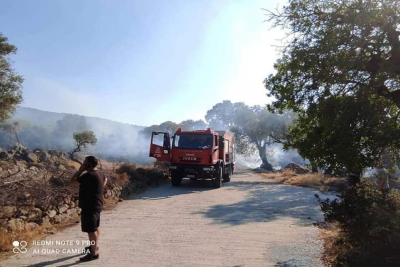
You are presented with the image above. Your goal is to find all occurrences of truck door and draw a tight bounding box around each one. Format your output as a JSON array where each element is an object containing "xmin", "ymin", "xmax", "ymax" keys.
[{"xmin": 149, "ymin": 132, "xmax": 171, "ymax": 162}]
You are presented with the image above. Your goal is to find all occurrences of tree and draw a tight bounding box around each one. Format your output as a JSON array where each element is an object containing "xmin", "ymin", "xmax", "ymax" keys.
[
  {"xmin": 233, "ymin": 105, "xmax": 295, "ymax": 170},
  {"xmin": 179, "ymin": 119, "xmax": 207, "ymax": 131},
  {"xmin": 206, "ymin": 101, "xmax": 294, "ymax": 170},
  {"xmin": 205, "ymin": 101, "xmax": 246, "ymax": 130},
  {"xmin": 139, "ymin": 121, "xmax": 180, "ymax": 138},
  {"xmin": 264, "ymin": 0, "xmax": 400, "ymax": 173},
  {"xmin": 0, "ymin": 33, "xmax": 23, "ymax": 122},
  {"xmin": 288, "ymin": 93, "xmax": 400, "ymax": 174},
  {"xmin": 0, "ymin": 121, "xmax": 20, "ymax": 145},
  {"xmin": 70, "ymin": 131, "xmax": 97, "ymax": 165}
]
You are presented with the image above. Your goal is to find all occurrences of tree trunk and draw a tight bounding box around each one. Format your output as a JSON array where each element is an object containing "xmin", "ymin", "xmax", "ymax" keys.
[
  {"xmin": 69, "ymin": 148, "xmax": 82, "ymax": 165},
  {"xmin": 257, "ymin": 143, "xmax": 273, "ymax": 171},
  {"xmin": 311, "ymin": 163, "xmax": 318, "ymax": 173}
]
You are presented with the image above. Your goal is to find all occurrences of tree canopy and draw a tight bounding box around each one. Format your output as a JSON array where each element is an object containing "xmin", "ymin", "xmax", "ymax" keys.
[
  {"xmin": 206, "ymin": 101, "xmax": 295, "ymax": 170},
  {"xmin": 265, "ymin": 0, "xmax": 400, "ymax": 173},
  {"xmin": 70, "ymin": 131, "xmax": 97, "ymax": 164},
  {"xmin": 0, "ymin": 33, "xmax": 23, "ymax": 122}
]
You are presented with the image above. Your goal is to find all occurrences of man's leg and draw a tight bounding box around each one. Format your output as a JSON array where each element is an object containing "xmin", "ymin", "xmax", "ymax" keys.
[{"xmin": 88, "ymin": 231, "xmax": 99, "ymax": 255}]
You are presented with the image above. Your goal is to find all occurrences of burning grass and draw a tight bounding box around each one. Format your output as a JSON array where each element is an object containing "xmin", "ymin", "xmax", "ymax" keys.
[{"xmin": 259, "ymin": 170, "xmax": 346, "ymax": 191}]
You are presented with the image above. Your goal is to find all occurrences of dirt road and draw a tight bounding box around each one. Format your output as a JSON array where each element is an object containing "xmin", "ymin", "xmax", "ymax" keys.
[{"xmin": 1, "ymin": 170, "xmax": 329, "ymax": 267}]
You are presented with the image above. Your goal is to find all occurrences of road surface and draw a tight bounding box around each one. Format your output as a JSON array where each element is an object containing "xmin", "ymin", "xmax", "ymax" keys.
[{"xmin": 1, "ymin": 170, "xmax": 329, "ymax": 267}]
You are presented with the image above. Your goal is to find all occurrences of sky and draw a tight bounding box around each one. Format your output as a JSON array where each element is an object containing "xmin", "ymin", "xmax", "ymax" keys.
[{"xmin": 1, "ymin": 0, "xmax": 287, "ymax": 126}]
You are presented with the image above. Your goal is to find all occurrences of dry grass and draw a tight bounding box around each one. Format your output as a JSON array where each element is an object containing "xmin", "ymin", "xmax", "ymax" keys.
[
  {"xmin": 318, "ymin": 222, "xmax": 343, "ymax": 266},
  {"xmin": 260, "ymin": 171, "xmax": 346, "ymax": 191},
  {"xmin": 0, "ymin": 216, "xmax": 81, "ymax": 260},
  {"xmin": 0, "ymin": 227, "xmax": 45, "ymax": 255}
]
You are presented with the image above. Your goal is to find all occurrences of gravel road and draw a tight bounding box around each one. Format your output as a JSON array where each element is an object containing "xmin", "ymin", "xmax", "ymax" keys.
[{"xmin": 1, "ymin": 170, "xmax": 329, "ymax": 267}]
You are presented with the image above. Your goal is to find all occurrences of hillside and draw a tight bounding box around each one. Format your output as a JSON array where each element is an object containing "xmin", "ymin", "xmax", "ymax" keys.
[
  {"xmin": 1, "ymin": 107, "xmax": 149, "ymax": 162},
  {"xmin": 12, "ymin": 107, "xmax": 144, "ymax": 132}
]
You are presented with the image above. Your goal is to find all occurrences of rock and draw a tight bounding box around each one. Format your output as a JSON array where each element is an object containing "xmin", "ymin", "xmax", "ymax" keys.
[
  {"xmin": 118, "ymin": 198, "xmax": 123, "ymax": 202},
  {"xmin": 69, "ymin": 202, "xmax": 75, "ymax": 208},
  {"xmin": 53, "ymin": 214, "xmax": 69, "ymax": 224},
  {"xmin": 57, "ymin": 204, "xmax": 69, "ymax": 214},
  {"xmin": 36, "ymin": 151, "xmax": 50, "ymax": 162},
  {"xmin": 29, "ymin": 166, "xmax": 39, "ymax": 172},
  {"xmin": 58, "ymin": 164, "xmax": 66, "ymax": 171},
  {"xmin": 283, "ymin": 163, "xmax": 311, "ymax": 174},
  {"xmin": 0, "ymin": 206, "xmax": 17, "ymax": 219},
  {"xmin": 39, "ymin": 216, "xmax": 51, "ymax": 226},
  {"xmin": 105, "ymin": 190, "xmax": 112, "ymax": 199},
  {"xmin": 16, "ymin": 160, "xmax": 27, "ymax": 170},
  {"xmin": 0, "ymin": 227, "xmax": 7, "ymax": 233},
  {"xmin": 0, "ymin": 151, "xmax": 10, "ymax": 160},
  {"xmin": 66, "ymin": 209, "xmax": 78, "ymax": 217},
  {"xmin": 27, "ymin": 208, "xmax": 43, "ymax": 223},
  {"xmin": 63, "ymin": 196, "xmax": 71, "ymax": 204},
  {"xmin": 25, "ymin": 222, "xmax": 39, "ymax": 231},
  {"xmin": 47, "ymin": 210, "xmax": 57, "ymax": 218},
  {"xmin": 6, "ymin": 218, "xmax": 25, "ymax": 232},
  {"xmin": 47, "ymin": 150, "xmax": 59, "ymax": 157},
  {"xmin": 26, "ymin": 152, "xmax": 38, "ymax": 163}
]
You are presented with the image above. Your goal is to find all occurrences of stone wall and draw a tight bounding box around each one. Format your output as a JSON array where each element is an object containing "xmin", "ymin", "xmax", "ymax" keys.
[{"xmin": 0, "ymin": 147, "xmax": 169, "ymax": 234}]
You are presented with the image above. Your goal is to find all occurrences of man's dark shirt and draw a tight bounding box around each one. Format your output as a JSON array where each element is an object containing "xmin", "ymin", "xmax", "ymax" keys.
[{"xmin": 77, "ymin": 170, "xmax": 104, "ymax": 211}]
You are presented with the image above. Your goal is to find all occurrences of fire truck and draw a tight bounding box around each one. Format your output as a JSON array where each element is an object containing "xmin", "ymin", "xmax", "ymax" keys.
[{"xmin": 149, "ymin": 127, "xmax": 235, "ymax": 188}]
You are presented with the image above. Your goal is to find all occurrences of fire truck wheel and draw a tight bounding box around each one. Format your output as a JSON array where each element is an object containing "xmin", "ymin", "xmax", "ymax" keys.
[
  {"xmin": 171, "ymin": 173, "xmax": 182, "ymax": 186},
  {"xmin": 223, "ymin": 166, "xmax": 231, "ymax": 183},
  {"xmin": 213, "ymin": 167, "xmax": 222, "ymax": 188}
]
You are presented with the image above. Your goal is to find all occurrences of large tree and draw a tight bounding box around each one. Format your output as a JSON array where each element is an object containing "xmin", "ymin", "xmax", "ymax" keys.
[
  {"xmin": 0, "ymin": 33, "xmax": 23, "ymax": 122},
  {"xmin": 206, "ymin": 101, "xmax": 294, "ymax": 170},
  {"xmin": 265, "ymin": 0, "xmax": 400, "ymax": 173}
]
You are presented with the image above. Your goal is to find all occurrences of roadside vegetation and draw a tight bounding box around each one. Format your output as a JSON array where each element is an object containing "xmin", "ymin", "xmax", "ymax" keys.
[
  {"xmin": 264, "ymin": 0, "xmax": 400, "ymax": 265},
  {"xmin": 317, "ymin": 181, "xmax": 400, "ymax": 266},
  {"xmin": 260, "ymin": 169, "xmax": 346, "ymax": 192}
]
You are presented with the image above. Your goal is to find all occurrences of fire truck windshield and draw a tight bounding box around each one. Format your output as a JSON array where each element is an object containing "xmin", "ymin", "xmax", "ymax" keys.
[{"xmin": 173, "ymin": 134, "xmax": 212, "ymax": 149}]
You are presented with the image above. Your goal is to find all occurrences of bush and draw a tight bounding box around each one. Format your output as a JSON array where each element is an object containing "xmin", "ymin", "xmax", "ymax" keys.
[
  {"xmin": 316, "ymin": 180, "xmax": 400, "ymax": 266},
  {"xmin": 115, "ymin": 163, "xmax": 169, "ymax": 188}
]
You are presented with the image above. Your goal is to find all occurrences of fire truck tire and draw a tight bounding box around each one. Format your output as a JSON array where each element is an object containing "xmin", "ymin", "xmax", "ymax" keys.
[
  {"xmin": 171, "ymin": 173, "xmax": 182, "ymax": 186},
  {"xmin": 223, "ymin": 165, "xmax": 231, "ymax": 182},
  {"xmin": 213, "ymin": 167, "xmax": 222, "ymax": 188}
]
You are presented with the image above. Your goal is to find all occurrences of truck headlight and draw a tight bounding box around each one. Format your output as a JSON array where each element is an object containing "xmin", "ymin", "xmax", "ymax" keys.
[
  {"xmin": 169, "ymin": 166, "xmax": 177, "ymax": 169},
  {"xmin": 203, "ymin": 167, "xmax": 213, "ymax": 171}
]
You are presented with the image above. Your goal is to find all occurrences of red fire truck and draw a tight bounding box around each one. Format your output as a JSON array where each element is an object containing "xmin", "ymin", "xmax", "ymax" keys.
[{"xmin": 149, "ymin": 127, "xmax": 234, "ymax": 188}]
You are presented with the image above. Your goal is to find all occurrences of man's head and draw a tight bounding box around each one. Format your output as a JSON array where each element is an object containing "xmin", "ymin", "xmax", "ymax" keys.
[{"xmin": 84, "ymin": 156, "xmax": 98, "ymax": 170}]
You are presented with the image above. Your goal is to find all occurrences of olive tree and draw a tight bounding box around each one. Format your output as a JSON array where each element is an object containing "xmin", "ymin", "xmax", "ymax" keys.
[
  {"xmin": 70, "ymin": 131, "xmax": 97, "ymax": 165},
  {"xmin": 264, "ymin": 0, "xmax": 400, "ymax": 174},
  {"xmin": 0, "ymin": 33, "xmax": 23, "ymax": 122}
]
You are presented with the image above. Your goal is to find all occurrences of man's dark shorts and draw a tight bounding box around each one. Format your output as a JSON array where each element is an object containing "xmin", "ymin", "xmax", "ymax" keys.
[{"xmin": 81, "ymin": 209, "xmax": 101, "ymax": 233}]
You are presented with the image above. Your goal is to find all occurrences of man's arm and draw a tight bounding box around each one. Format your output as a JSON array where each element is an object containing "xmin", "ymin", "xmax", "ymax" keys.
[{"xmin": 69, "ymin": 163, "xmax": 88, "ymax": 185}]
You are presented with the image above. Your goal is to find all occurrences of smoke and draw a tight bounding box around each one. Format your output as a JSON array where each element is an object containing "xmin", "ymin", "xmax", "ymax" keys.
[{"xmin": 235, "ymin": 144, "xmax": 308, "ymax": 170}]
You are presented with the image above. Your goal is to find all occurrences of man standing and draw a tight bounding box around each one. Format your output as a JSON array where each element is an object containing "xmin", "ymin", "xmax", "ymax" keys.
[
  {"xmin": 375, "ymin": 163, "xmax": 390, "ymax": 192},
  {"xmin": 71, "ymin": 156, "xmax": 106, "ymax": 262}
]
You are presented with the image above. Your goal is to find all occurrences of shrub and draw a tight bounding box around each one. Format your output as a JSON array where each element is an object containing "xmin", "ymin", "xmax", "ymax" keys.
[{"xmin": 316, "ymin": 180, "xmax": 400, "ymax": 266}]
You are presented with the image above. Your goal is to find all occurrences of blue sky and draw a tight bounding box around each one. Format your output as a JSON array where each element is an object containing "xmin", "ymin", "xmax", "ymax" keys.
[{"xmin": 1, "ymin": 0, "xmax": 286, "ymax": 126}]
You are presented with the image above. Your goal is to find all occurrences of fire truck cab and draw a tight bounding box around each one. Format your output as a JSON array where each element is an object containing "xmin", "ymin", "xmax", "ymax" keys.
[{"xmin": 149, "ymin": 127, "xmax": 234, "ymax": 188}]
